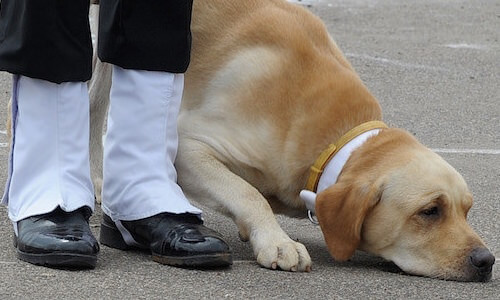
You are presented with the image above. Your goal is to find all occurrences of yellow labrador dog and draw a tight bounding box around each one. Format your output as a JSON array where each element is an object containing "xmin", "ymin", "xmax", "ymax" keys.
[{"xmin": 88, "ymin": 0, "xmax": 495, "ymax": 281}]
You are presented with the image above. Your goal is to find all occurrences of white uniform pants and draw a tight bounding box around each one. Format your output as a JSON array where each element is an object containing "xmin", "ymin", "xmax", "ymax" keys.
[
  {"xmin": 2, "ymin": 75, "xmax": 95, "ymax": 223},
  {"xmin": 2, "ymin": 67, "xmax": 200, "ymax": 227},
  {"xmin": 101, "ymin": 66, "xmax": 201, "ymax": 221}
]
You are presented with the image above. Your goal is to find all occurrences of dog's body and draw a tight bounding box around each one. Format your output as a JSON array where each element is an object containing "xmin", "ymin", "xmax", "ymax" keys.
[{"xmin": 88, "ymin": 0, "xmax": 494, "ymax": 280}]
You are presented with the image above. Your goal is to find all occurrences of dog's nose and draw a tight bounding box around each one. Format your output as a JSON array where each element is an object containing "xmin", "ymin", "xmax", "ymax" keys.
[{"xmin": 469, "ymin": 248, "xmax": 495, "ymax": 275}]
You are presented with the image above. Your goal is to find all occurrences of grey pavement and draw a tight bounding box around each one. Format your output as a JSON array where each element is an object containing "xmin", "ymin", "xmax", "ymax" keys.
[{"xmin": 0, "ymin": 0, "xmax": 499, "ymax": 299}]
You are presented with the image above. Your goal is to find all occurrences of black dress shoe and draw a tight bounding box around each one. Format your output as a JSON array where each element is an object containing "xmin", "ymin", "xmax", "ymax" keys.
[
  {"xmin": 14, "ymin": 207, "xmax": 99, "ymax": 269},
  {"xmin": 100, "ymin": 212, "xmax": 232, "ymax": 268}
]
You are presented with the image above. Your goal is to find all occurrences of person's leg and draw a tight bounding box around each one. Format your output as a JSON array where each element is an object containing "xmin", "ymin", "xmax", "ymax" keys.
[
  {"xmin": 101, "ymin": 68, "xmax": 200, "ymax": 219},
  {"xmin": 98, "ymin": 0, "xmax": 232, "ymax": 267},
  {"xmin": 0, "ymin": 0, "xmax": 98, "ymax": 268},
  {"xmin": 0, "ymin": 0, "xmax": 93, "ymax": 83},
  {"xmin": 97, "ymin": 0, "xmax": 192, "ymax": 73}
]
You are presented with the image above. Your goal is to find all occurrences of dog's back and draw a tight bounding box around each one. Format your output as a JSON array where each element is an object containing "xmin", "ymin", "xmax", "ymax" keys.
[{"xmin": 181, "ymin": 0, "xmax": 382, "ymax": 207}]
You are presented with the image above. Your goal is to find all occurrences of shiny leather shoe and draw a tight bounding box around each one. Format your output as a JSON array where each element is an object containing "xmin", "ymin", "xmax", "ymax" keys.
[
  {"xmin": 14, "ymin": 207, "xmax": 99, "ymax": 268},
  {"xmin": 100, "ymin": 212, "xmax": 232, "ymax": 268}
]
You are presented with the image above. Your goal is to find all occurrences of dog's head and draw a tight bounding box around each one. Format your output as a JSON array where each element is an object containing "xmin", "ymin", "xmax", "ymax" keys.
[{"xmin": 315, "ymin": 128, "xmax": 495, "ymax": 281}]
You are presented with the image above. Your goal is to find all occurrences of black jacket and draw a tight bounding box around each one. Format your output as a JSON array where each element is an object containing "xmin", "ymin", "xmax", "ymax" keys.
[{"xmin": 0, "ymin": 0, "xmax": 193, "ymax": 83}]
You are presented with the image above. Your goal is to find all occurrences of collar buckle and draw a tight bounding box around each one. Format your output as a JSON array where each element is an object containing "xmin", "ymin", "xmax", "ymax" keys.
[{"xmin": 307, "ymin": 210, "xmax": 319, "ymax": 225}]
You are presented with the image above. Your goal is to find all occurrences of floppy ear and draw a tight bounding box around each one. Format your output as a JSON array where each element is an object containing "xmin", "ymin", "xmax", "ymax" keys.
[{"xmin": 315, "ymin": 179, "xmax": 382, "ymax": 261}]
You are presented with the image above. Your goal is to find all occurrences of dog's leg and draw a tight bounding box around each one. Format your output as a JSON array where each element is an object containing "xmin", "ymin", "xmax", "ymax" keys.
[
  {"xmin": 88, "ymin": 3, "xmax": 112, "ymax": 203},
  {"xmin": 176, "ymin": 139, "xmax": 312, "ymax": 272},
  {"xmin": 88, "ymin": 61, "xmax": 111, "ymax": 204}
]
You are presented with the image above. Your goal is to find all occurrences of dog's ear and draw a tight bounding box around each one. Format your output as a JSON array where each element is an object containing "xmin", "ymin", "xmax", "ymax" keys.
[{"xmin": 315, "ymin": 179, "xmax": 383, "ymax": 261}]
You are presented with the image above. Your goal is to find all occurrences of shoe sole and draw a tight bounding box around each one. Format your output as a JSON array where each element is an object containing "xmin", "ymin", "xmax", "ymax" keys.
[
  {"xmin": 152, "ymin": 252, "xmax": 233, "ymax": 268},
  {"xmin": 16, "ymin": 250, "xmax": 97, "ymax": 269},
  {"xmin": 14, "ymin": 236, "xmax": 96, "ymax": 269},
  {"xmin": 100, "ymin": 218, "xmax": 233, "ymax": 268}
]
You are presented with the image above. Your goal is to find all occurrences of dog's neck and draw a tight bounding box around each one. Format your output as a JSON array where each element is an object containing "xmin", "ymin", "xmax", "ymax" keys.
[{"xmin": 300, "ymin": 121, "xmax": 387, "ymax": 214}]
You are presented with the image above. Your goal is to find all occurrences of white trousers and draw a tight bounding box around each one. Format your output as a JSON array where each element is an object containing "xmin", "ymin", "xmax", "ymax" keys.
[
  {"xmin": 3, "ymin": 67, "xmax": 201, "ymax": 225},
  {"xmin": 101, "ymin": 66, "xmax": 200, "ymax": 221},
  {"xmin": 2, "ymin": 75, "xmax": 95, "ymax": 222}
]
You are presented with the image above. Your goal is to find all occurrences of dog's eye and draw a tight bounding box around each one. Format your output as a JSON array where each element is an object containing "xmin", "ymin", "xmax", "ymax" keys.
[{"xmin": 420, "ymin": 206, "xmax": 439, "ymax": 217}]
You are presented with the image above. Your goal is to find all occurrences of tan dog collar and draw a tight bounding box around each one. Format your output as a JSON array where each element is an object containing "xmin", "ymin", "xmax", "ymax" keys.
[
  {"xmin": 300, "ymin": 120, "xmax": 388, "ymax": 223},
  {"xmin": 305, "ymin": 120, "xmax": 388, "ymax": 192}
]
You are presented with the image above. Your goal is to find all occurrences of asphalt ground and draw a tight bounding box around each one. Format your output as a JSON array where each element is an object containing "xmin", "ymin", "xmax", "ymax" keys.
[{"xmin": 0, "ymin": 0, "xmax": 499, "ymax": 299}]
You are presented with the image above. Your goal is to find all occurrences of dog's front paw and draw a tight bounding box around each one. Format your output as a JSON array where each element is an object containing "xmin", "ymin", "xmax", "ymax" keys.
[{"xmin": 255, "ymin": 239, "xmax": 312, "ymax": 272}]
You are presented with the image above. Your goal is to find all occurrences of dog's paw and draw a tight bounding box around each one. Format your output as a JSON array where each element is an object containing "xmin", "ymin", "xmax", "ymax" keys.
[{"xmin": 255, "ymin": 239, "xmax": 312, "ymax": 272}]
